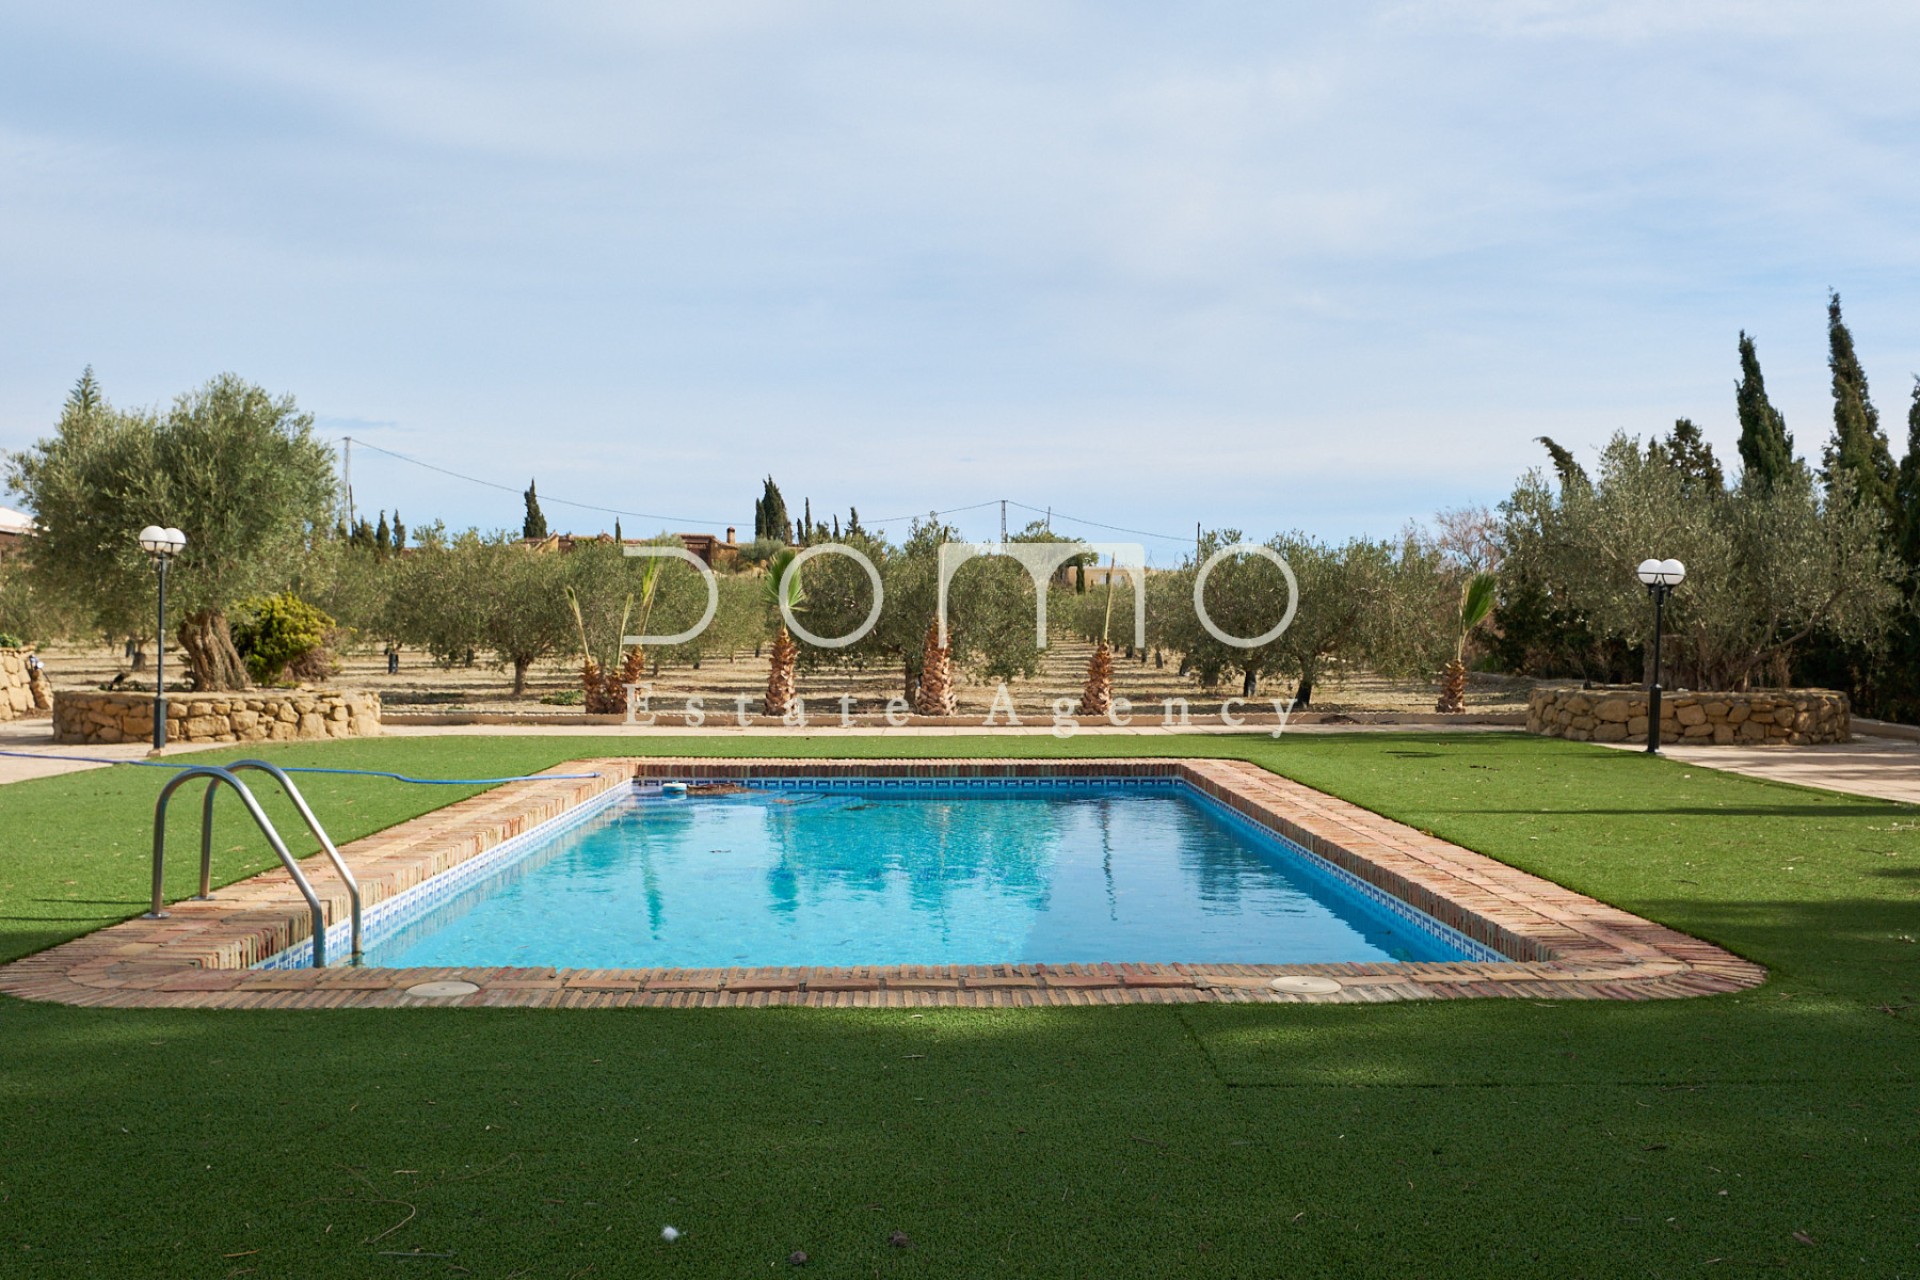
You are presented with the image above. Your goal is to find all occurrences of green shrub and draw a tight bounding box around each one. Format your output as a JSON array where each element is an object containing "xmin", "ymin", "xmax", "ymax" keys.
[
  {"xmin": 539, "ymin": 688, "xmax": 584, "ymax": 706},
  {"xmin": 230, "ymin": 593, "xmax": 336, "ymax": 684},
  {"xmin": 0, "ymin": 632, "xmax": 22, "ymax": 649},
  {"xmin": 739, "ymin": 536, "xmax": 787, "ymax": 566}
]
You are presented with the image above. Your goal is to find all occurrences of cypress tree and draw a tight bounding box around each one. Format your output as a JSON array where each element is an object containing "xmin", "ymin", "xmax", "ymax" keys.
[
  {"xmin": 1899, "ymin": 378, "xmax": 1920, "ymax": 573},
  {"xmin": 1534, "ymin": 437, "xmax": 1589, "ymax": 492},
  {"xmin": 803, "ymin": 498, "xmax": 813, "ymax": 544},
  {"xmin": 847, "ymin": 506, "xmax": 863, "ymax": 537},
  {"xmin": 375, "ymin": 511, "xmax": 390, "ymax": 555},
  {"xmin": 1823, "ymin": 291, "xmax": 1896, "ymax": 517},
  {"xmin": 391, "ymin": 511, "xmax": 405, "ymax": 552},
  {"xmin": 523, "ymin": 479, "xmax": 548, "ymax": 540},
  {"xmin": 1735, "ymin": 331, "xmax": 1794, "ymax": 488},
  {"xmin": 758, "ymin": 477, "xmax": 790, "ymax": 545},
  {"xmin": 1647, "ymin": 419, "xmax": 1724, "ymax": 497}
]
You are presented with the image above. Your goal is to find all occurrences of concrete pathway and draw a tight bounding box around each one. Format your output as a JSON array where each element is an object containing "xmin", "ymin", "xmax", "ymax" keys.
[
  {"xmin": 1632, "ymin": 733, "xmax": 1920, "ymax": 805},
  {"xmin": 0, "ymin": 717, "xmax": 253, "ymax": 784},
  {"xmin": 0, "ymin": 718, "xmax": 163, "ymax": 784}
]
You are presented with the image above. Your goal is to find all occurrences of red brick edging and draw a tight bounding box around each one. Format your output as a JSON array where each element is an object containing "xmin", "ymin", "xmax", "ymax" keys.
[{"xmin": 0, "ymin": 758, "xmax": 1764, "ymax": 1009}]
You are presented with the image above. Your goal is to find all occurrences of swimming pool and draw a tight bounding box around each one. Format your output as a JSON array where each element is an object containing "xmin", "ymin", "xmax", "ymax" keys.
[{"xmin": 282, "ymin": 777, "xmax": 1495, "ymax": 970}]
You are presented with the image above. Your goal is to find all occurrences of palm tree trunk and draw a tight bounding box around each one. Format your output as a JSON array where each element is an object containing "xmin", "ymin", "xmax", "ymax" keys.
[
  {"xmin": 913, "ymin": 620, "xmax": 956, "ymax": 716},
  {"xmin": 1435, "ymin": 659, "xmax": 1469, "ymax": 713},
  {"xmin": 1080, "ymin": 641, "xmax": 1113, "ymax": 715},
  {"xmin": 765, "ymin": 627, "xmax": 798, "ymax": 716}
]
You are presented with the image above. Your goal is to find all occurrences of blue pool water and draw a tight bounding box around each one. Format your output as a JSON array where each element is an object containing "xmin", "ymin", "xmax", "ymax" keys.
[{"xmin": 348, "ymin": 780, "xmax": 1483, "ymax": 969}]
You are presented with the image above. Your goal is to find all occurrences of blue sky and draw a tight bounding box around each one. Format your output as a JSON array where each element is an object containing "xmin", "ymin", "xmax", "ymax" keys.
[{"xmin": 2, "ymin": 1, "xmax": 1917, "ymax": 560}]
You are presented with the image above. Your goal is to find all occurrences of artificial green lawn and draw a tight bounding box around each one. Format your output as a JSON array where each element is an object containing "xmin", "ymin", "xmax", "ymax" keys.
[{"xmin": 0, "ymin": 732, "xmax": 1914, "ymax": 1277}]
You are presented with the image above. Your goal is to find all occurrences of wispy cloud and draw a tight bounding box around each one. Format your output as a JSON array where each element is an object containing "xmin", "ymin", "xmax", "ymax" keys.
[{"xmin": 0, "ymin": 1, "xmax": 1915, "ymax": 540}]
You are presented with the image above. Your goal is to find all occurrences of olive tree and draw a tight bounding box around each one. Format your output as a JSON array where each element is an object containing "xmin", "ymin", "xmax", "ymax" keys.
[
  {"xmin": 5, "ymin": 372, "xmax": 337, "ymax": 690},
  {"xmin": 1148, "ymin": 531, "xmax": 1452, "ymax": 706},
  {"xmin": 389, "ymin": 532, "xmax": 574, "ymax": 694},
  {"xmin": 1500, "ymin": 432, "xmax": 1901, "ymax": 689},
  {"xmin": 789, "ymin": 518, "xmax": 1048, "ymax": 701}
]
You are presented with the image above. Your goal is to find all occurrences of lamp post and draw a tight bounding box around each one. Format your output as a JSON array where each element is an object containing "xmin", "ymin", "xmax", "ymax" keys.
[
  {"xmin": 1635, "ymin": 557, "xmax": 1686, "ymax": 754},
  {"xmin": 137, "ymin": 526, "xmax": 187, "ymax": 750}
]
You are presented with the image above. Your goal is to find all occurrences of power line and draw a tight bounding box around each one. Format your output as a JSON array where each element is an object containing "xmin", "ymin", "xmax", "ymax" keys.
[
  {"xmin": 345, "ymin": 439, "xmax": 732, "ymax": 529},
  {"xmin": 860, "ymin": 499, "xmax": 1003, "ymax": 526},
  {"xmin": 1003, "ymin": 499, "xmax": 1188, "ymax": 545},
  {"xmin": 341, "ymin": 439, "xmax": 1193, "ymax": 547}
]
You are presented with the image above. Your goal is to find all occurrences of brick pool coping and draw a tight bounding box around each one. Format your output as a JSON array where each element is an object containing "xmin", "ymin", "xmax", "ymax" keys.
[{"xmin": 0, "ymin": 758, "xmax": 1764, "ymax": 1009}]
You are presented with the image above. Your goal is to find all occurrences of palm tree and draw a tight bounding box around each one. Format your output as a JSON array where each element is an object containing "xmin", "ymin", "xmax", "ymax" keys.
[
  {"xmin": 1436, "ymin": 571, "xmax": 1497, "ymax": 713},
  {"xmin": 566, "ymin": 554, "xmax": 663, "ymax": 714},
  {"xmin": 762, "ymin": 549, "xmax": 804, "ymax": 716},
  {"xmin": 914, "ymin": 618, "xmax": 957, "ymax": 716},
  {"xmin": 1080, "ymin": 558, "xmax": 1119, "ymax": 715}
]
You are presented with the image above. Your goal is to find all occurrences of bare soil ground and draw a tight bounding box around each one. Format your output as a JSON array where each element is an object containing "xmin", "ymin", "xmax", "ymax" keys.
[{"xmin": 32, "ymin": 640, "xmax": 1532, "ymax": 719}]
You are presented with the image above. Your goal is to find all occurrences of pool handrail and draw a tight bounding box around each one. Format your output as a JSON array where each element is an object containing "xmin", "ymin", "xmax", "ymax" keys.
[
  {"xmin": 211, "ymin": 760, "xmax": 362, "ymax": 963},
  {"xmin": 150, "ymin": 764, "xmax": 333, "ymax": 967}
]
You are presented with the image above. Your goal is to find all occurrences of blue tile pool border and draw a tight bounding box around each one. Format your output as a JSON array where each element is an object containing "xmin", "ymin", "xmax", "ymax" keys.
[{"xmin": 261, "ymin": 771, "xmax": 1500, "ymax": 970}]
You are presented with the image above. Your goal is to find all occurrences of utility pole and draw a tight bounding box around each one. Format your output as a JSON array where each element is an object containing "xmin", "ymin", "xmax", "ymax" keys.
[
  {"xmin": 1045, "ymin": 506, "xmax": 1051, "ymax": 532},
  {"xmin": 1000, "ymin": 499, "xmax": 1007, "ymax": 545},
  {"xmin": 344, "ymin": 436, "xmax": 355, "ymax": 530}
]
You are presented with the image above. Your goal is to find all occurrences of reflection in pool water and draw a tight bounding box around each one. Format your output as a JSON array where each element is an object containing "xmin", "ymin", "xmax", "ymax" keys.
[{"xmin": 362, "ymin": 783, "xmax": 1476, "ymax": 969}]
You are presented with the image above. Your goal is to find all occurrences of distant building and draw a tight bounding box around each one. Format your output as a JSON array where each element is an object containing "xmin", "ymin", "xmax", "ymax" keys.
[
  {"xmin": 521, "ymin": 526, "xmax": 741, "ymax": 566},
  {"xmin": 675, "ymin": 527, "xmax": 740, "ymax": 567},
  {"xmin": 0, "ymin": 505, "xmax": 33, "ymax": 558}
]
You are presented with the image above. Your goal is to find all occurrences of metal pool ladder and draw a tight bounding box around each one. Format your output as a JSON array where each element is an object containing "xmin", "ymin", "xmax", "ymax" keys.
[{"xmin": 146, "ymin": 759, "xmax": 362, "ymax": 967}]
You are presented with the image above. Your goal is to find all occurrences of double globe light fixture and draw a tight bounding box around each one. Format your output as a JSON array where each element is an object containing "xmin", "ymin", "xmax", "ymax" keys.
[
  {"xmin": 137, "ymin": 526, "xmax": 187, "ymax": 750},
  {"xmin": 1635, "ymin": 558, "xmax": 1686, "ymax": 754}
]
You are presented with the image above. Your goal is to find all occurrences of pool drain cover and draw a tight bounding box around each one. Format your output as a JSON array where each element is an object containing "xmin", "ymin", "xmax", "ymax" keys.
[
  {"xmin": 405, "ymin": 980, "xmax": 479, "ymax": 998},
  {"xmin": 1269, "ymin": 976, "xmax": 1343, "ymax": 995}
]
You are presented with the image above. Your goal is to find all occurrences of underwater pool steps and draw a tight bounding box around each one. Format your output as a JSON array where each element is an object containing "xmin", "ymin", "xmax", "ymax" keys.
[{"xmin": 149, "ymin": 760, "xmax": 360, "ymax": 968}]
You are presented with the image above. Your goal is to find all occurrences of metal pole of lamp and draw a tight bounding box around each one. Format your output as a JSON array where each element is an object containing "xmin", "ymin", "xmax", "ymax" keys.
[
  {"xmin": 1635, "ymin": 558, "xmax": 1687, "ymax": 754},
  {"xmin": 137, "ymin": 526, "xmax": 187, "ymax": 750}
]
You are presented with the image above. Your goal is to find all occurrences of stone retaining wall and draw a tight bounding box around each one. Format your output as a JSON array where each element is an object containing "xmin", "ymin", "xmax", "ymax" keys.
[
  {"xmin": 1527, "ymin": 685, "xmax": 1848, "ymax": 746},
  {"xmin": 52, "ymin": 689, "xmax": 381, "ymax": 745},
  {"xmin": 0, "ymin": 648, "xmax": 51, "ymax": 721}
]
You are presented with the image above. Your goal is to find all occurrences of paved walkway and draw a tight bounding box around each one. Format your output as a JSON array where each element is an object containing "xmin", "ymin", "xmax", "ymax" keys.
[
  {"xmin": 0, "ymin": 718, "xmax": 179, "ymax": 784},
  {"xmin": 1633, "ymin": 734, "xmax": 1920, "ymax": 805}
]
